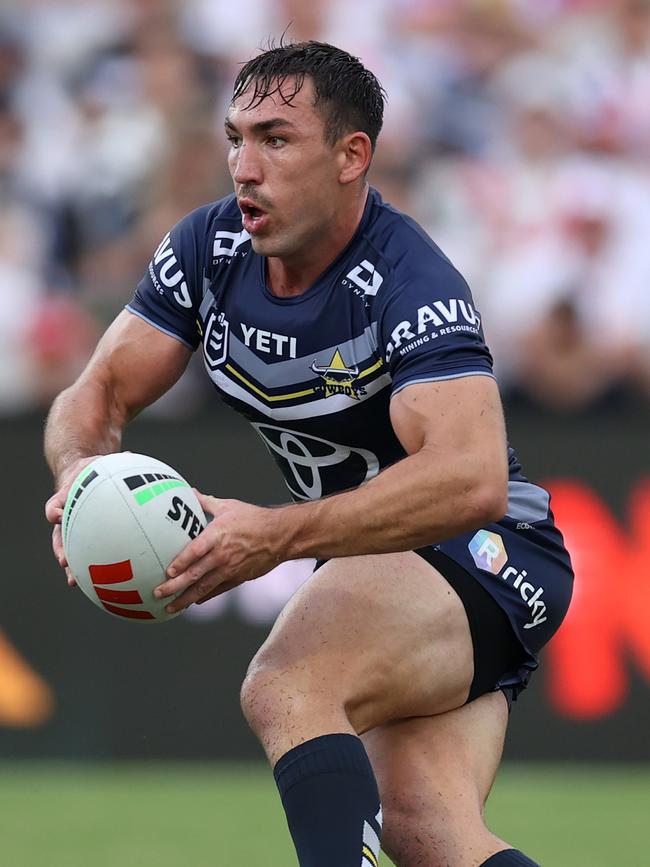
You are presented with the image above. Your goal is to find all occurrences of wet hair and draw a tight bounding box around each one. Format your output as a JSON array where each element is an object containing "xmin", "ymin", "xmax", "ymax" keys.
[{"xmin": 232, "ymin": 40, "xmax": 386, "ymax": 151}]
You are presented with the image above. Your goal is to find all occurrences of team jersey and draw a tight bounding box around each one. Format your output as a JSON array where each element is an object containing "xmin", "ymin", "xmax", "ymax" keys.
[
  {"xmin": 128, "ymin": 187, "xmax": 573, "ymax": 659},
  {"xmin": 130, "ymin": 187, "xmax": 507, "ymax": 497}
]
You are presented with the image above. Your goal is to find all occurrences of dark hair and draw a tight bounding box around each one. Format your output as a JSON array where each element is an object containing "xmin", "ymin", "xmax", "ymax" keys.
[{"xmin": 232, "ymin": 40, "xmax": 386, "ymax": 151}]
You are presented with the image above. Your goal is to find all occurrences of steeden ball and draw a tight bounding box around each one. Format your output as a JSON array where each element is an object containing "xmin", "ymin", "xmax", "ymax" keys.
[{"xmin": 62, "ymin": 452, "xmax": 206, "ymax": 622}]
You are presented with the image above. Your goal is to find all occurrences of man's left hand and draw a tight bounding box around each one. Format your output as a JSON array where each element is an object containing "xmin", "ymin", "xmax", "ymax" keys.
[{"xmin": 154, "ymin": 491, "xmax": 286, "ymax": 612}]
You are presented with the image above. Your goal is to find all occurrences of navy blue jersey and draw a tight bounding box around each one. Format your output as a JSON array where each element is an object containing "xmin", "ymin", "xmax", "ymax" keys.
[
  {"xmin": 130, "ymin": 188, "xmax": 503, "ymax": 496},
  {"xmin": 128, "ymin": 187, "xmax": 573, "ymax": 660}
]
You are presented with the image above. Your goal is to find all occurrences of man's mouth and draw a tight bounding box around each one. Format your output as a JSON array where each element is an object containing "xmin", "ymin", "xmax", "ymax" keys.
[{"xmin": 238, "ymin": 199, "xmax": 269, "ymax": 233}]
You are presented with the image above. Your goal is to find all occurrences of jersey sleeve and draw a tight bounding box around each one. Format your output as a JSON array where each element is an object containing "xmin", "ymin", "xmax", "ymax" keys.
[
  {"xmin": 126, "ymin": 207, "xmax": 210, "ymax": 349},
  {"xmin": 376, "ymin": 256, "xmax": 494, "ymax": 395}
]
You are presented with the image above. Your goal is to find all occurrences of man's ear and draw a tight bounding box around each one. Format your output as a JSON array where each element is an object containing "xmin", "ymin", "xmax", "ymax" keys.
[{"xmin": 338, "ymin": 132, "xmax": 373, "ymax": 185}]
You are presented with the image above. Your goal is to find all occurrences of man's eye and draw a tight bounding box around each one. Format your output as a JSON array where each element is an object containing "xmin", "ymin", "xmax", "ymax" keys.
[
  {"xmin": 226, "ymin": 134, "xmax": 241, "ymax": 148},
  {"xmin": 267, "ymin": 136, "xmax": 285, "ymax": 148}
]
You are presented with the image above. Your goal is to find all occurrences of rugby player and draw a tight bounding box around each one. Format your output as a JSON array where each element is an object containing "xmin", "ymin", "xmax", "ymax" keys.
[{"xmin": 45, "ymin": 42, "xmax": 573, "ymax": 866}]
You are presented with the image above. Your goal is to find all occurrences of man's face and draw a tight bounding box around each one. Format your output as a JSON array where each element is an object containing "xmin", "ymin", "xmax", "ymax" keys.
[{"xmin": 225, "ymin": 78, "xmax": 343, "ymax": 259}]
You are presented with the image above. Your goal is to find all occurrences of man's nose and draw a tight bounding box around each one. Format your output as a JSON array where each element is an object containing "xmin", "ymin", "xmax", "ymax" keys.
[{"xmin": 232, "ymin": 143, "xmax": 263, "ymax": 186}]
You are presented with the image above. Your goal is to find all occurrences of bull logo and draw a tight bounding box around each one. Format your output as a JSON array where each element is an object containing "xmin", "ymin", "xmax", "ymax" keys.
[{"xmin": 311, "ymin": 349, "xmax": 366, "ymax": 400}]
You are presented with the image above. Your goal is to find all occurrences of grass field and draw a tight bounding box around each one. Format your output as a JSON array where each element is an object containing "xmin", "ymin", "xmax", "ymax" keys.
[{"xmin": 1, "ymin": 762, "xmax": 647, "ymax": 866}]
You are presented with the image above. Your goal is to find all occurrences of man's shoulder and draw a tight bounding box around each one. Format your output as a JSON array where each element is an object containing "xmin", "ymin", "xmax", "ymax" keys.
[{"xmin": 362, "ymin": 189, "xmax": 470, "ymax": 302}]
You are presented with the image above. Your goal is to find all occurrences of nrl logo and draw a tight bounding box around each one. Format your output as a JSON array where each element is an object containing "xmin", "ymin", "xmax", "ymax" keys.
[{"xmin": 310, "ymin": 349, "xmax": 367, "ymax": 400}]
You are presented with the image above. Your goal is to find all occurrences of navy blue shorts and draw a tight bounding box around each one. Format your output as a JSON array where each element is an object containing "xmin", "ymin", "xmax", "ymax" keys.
[
  {"xmin": 315, "ymin": 510, "xmax": 573, "ymax": 707},
  {"xmin": 429, "ymin": 513, "xmax": 574, "ymax": 704}
]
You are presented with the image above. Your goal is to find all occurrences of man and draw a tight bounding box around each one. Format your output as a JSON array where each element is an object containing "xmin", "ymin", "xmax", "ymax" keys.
[{"xmin": 45, "ymin": 41, "xmax": 573, "ymax": 866}]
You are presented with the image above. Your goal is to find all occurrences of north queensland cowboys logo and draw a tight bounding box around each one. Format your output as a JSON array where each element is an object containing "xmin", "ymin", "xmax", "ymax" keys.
[
  {"xmin": 252, "ymin": 423, "xmax": 379, "ymax": 500},
  {"xmin": 203, "ymin": 311, "xmax": 229, "ymax": 369},
  {"xmin": 311, "ymin": 349, "xmax": 367, "ymax": 400}
]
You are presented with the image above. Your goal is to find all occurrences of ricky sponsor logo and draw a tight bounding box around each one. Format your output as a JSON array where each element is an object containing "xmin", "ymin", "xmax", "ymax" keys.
[
  {"xmin": 310, "ymin": 349, "xmax": 367, "ymax": 400},
  {"xmin": 468, "ymin": 530, "xmax": 547, "ymax": 629},
  {"xmin": 385, "ymin": 299, "xmax": 480, "ymax": 362},
  {"xmin": 150, "ymin": 233, "xmax": 192, "ymax": 308},
  {"xmin": 468, "ymin": 529, "xmax": 507, "ymax": 573},
  {"xmin": 166, "ymin": 496, "xmax": 203, "ymax": 540},
  {"xmin": 241, "ymin": 323, "xmax": 297, "ymax": 358}
]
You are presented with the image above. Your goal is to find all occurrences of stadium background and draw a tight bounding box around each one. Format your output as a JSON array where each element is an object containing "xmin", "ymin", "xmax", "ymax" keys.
[{"xmin": 1, "ymin": 0, "xmax": 649, "ymax": 864}]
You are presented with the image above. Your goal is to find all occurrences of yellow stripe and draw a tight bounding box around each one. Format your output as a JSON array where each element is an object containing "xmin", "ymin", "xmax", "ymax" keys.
[
  {"xmin": 358, "ymin": 358, "xmax": 383, "ymax": 379},
  {"xmin": 224, "ymin": 355, "xmax": 383, "ymax": 404},
  {"xmin": 362, "ymin": 845, "xmax": 379, "ymax": 867},
  {"xmin": 225, "ymin": 364, "xmax": 316, "ymax": 402}
]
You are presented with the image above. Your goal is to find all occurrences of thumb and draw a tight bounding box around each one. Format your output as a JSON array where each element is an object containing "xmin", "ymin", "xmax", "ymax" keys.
[{"xmin": 193, "ymin": 488, "xmax": 222, "ymax": 516}]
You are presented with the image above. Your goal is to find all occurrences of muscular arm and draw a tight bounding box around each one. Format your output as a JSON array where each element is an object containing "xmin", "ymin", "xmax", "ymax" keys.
[
  {"xmin": 45, "ymin": 310, "xmax": 192, "ymax": 484},
  {"xmin": 160, "ymin": 374, "xmax": 509, "ymax": 611},
  {"xmin": 281, "ymin": 375, "xmax": 509, "ymax": 558}
]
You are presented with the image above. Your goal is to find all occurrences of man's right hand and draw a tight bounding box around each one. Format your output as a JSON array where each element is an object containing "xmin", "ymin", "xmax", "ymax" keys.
[{"xmin": 45, "ymin": 456, "xmax": 101, "ymax": 587}]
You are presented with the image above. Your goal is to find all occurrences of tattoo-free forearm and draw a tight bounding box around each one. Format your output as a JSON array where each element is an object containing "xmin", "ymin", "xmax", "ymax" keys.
[
  {"xmin": 44, "ymin": 377, "xmax": 126, "ymax": 485},
  {"xmin": 278, "ymin": 446, "xmax": 507, "ymax": 560}
]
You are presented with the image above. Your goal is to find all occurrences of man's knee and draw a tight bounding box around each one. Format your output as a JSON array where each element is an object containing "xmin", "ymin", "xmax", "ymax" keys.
[
  {"xmin": 240, "ymin": 652, "xmax": 327, "ymax": 737},
  {"xmin": 380, "ymin": 787, "xmax": 487, "ymax": 867},
  {"xmin": 240, "ymin": 656, "xmax": 282, "ymax": 736}
]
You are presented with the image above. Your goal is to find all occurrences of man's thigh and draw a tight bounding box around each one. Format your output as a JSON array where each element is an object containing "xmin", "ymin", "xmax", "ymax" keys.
[{"xmin": 248, "ymin": 551, "xmax": 475, "ymax": 732}]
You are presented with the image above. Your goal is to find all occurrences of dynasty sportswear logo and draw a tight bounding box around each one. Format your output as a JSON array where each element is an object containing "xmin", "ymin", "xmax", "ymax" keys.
[{"xmin": 345, "ymin": 259, "xmax": 384, "ymax": 296}]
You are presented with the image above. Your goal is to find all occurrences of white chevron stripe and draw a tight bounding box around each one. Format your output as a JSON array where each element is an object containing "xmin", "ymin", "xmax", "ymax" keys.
[{"xmin": 208, "ymin": 365, "xmax": 391, "ymax": 420}]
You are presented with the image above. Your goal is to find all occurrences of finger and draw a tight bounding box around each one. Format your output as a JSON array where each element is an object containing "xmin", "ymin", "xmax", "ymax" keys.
[
  {"xmin": 66, "ymin": 568, "xmax": 77, "ymax": 588},
  {"xmin": 155, "ymin": 550, "xmax": 219, "ymax": 598},
  {"xmin": 165, "ymin": 570, "xmax": 232, "ymax": 613},
  {"xmin": 52, "ymin": 526, "xmax": 69, "ymax": 568},
  {"xmin": 45, "ymin": 494, "xmax": 65, "ymax": 523},
  {"xmin": 166, "ymin": 526, "xmax": 218, "ymax": 578}
]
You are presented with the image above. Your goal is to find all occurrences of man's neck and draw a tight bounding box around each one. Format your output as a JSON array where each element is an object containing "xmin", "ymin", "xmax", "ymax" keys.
[{"xmin": 266, "ymin": 186, "xmax": 369, "ymax": 297}]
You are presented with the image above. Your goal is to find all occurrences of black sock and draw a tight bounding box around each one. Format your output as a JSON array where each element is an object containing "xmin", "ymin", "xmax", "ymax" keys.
[
  {"xmin": 273, "ymin": 733, "xmax": 382, "ymax": 867},
  {"xmin": 482, "ymin": 850, "xmax": 540, "ymax": 866}
]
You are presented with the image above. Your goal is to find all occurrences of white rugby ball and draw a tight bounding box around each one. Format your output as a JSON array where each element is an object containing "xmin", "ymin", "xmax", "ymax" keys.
[{"xmin": 62, "ymin": 452, "xmax": 206, "ymax": 622}]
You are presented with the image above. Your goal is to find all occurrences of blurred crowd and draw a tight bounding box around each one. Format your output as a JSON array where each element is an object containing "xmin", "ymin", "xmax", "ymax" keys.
[{"xmin": 2, "ymin": 0, "xmax": 650, "ymax": 415}]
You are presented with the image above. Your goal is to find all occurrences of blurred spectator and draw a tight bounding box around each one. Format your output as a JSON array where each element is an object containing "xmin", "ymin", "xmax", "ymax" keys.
[{"xmin": 1, "ymin": 0, "xmax": 650, "ymax": 416}]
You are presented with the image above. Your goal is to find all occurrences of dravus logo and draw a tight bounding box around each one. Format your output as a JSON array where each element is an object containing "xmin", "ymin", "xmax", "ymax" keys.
[
  {"xmin": 151, "ymin": 233, "xmax": 192, "ymax": 308},
  {"xmin": 385, "ymin": 299, "xmax": 481, "ymax": 362},
  {"xmin": 311, "ymin": 349, "xmax": 367, "ymax": 400}
]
